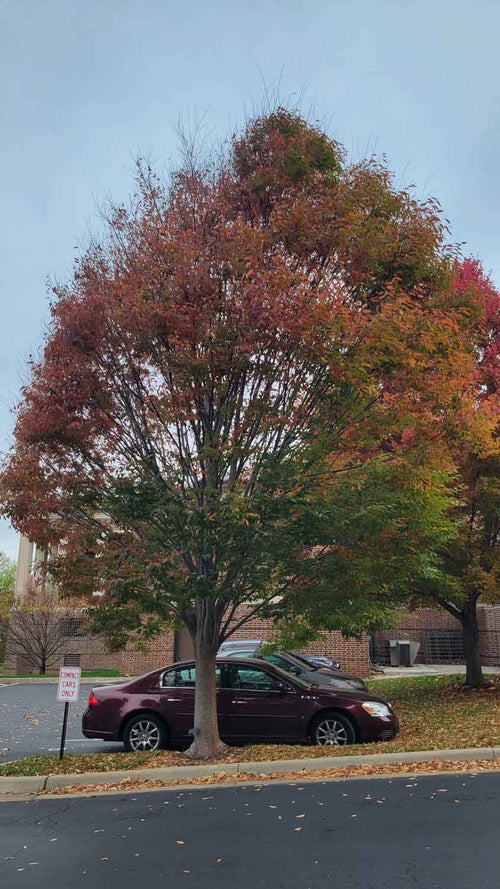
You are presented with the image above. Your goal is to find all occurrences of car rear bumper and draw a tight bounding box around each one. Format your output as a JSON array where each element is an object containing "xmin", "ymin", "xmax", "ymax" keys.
[
  {"xmin": 82, "ymin": 707, "xmax": 121, "ymax": 741},
  {"xmin": 82, "ymin": 727, "xmax": 120, "ymax": 741}
]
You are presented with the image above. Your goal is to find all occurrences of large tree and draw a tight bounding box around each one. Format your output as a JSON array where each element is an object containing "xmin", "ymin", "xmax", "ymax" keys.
[
  {"xmin": 412, "ymin": 260, "xmax": 500, "ymax": 687},
  {"xmin": 334, "ymin": 259, "xmax": 499, "ymax": 688},
  {"xmin": 428, "ymin": 453, "xmax": 500, "ymax": 688},
  {"xmin": 0, "ymin": 110, "xmax": 483, "ymax": 756}
]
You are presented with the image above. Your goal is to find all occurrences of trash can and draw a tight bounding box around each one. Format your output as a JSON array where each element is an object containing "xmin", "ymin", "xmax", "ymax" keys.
[
  {"xmin": 409, "ymin": 641, "xmax": 420, "ymax": 665},
  {"xmin": 389, "ymin": 640, "xmax": 420, "ymax": 667},
  {"xmin": 398, "ymin": 641, "xmax": 411, "ymax": 667},
  {"xmin": 389, "ymin": 640, "xmax": 400, "ymax": 666}
]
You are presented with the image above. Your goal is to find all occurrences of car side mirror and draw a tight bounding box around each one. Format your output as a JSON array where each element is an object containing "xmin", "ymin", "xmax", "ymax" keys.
[{"xmin": 273, "ymin": 680, "xmax": 289, "ymax": 693}]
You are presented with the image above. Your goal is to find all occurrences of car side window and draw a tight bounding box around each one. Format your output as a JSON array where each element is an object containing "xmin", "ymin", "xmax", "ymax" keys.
[
  {"xmin": 227, "ymin": 665, "xmax": 281, "ymax": 691},
  {"xmin": 162, "ymin": 666, "xmax": 221, "ymax": 688}
]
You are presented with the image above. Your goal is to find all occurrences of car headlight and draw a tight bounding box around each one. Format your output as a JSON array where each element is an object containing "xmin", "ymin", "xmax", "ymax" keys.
[{"xmin": 361, "ymin": 701, "xmax": 392, "ymax": 718}]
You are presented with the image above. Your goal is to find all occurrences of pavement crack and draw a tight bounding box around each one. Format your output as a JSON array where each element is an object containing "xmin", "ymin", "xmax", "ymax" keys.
[{"xmin": 33, "ymin": 800, "xmax": 73, "ymax": 825}]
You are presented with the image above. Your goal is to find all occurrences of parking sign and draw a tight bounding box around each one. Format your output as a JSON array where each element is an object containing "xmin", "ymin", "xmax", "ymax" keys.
[{"xmin": 57, "ymin": 666, "xmax": 81, "ymax": 702}]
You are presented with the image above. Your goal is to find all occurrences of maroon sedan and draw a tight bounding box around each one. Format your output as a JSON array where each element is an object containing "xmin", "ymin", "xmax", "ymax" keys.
[{"xmin": 82, "ymin": 658, "xmax": 398, "ymax": 752}]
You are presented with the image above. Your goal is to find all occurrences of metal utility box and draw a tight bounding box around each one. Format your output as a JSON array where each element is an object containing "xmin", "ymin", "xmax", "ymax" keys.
[
  {"xmin": 398, "ymin": 641, "xmax": 412, "ymax": 666},
  {"xmin": 389, "ymin": 640, "xmax": 420, "ymax": 666},
  {"xmin": 389, "ymin": 639, "xmax": 400, "ymax": 666}
]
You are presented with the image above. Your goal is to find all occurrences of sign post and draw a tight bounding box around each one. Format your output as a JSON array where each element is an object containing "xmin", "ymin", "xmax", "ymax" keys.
[{"xmin": 57, "ymin": 666, "xmax": 81, "ymax": 760}]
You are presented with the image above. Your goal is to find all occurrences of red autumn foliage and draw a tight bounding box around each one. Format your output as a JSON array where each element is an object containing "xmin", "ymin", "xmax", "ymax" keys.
[{"xmin": 1, "ymin": 109, "xmax": 498, "ymax": 749}]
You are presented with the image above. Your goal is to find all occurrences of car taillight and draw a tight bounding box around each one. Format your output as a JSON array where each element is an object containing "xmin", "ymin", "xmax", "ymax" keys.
[{"xmin": 88, "ymin": 692, "xmax": 100, "ymax": 707}]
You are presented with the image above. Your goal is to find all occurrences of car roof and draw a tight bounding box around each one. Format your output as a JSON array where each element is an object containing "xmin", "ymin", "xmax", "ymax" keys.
[
  {"xmin": 169, "ymin": 657, "xmax": 274, "ymax": 667},
  {"xmin": 157, "ymin": 657, "xmax": 279, "ymax": 670},
  {"xmin": 223, "ymin": 648, "xmax": 259, "ymax": 655}
]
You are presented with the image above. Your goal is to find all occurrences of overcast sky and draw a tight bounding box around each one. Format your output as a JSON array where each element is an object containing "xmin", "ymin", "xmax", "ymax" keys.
[{"xmin": 1, "ymin": 0, "xmax": 500, "ymax": 561}]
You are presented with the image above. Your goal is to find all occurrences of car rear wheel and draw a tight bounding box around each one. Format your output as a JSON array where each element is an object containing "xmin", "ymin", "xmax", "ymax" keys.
[
  {"xmin": 123, "ymin": 714, "xmax": 167, "ymax": 752},
  {"xmin": 311, "ymin": 711, "xmax": 356, "ymax": 747}
]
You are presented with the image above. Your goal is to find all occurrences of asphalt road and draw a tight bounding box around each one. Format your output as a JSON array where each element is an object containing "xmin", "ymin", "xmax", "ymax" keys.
[
  {"xmin": 1, "ymin": 772, "xmax": 499, "ymax": 887},
  {"xmin": 0, "ymin": 681, "xmax": 123, "ymax": 760}
]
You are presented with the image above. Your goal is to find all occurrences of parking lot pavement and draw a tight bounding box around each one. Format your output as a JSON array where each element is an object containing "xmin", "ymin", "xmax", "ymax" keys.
[
  {"xmin": 1, "ymin": 773, "xmax": 499, "ymax": 888},
  {"xmin": 0, "ymin": 681, "xmax": 123, "ymax": 761}
]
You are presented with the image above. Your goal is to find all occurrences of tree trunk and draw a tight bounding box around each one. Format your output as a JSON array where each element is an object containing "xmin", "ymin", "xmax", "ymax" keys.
[
  {"xmin": 185, "ymin": 602, "xmax": 228, "ymax": 760},
  {"xmin": 460, "ymin": 599, "xmax": 484, "ymax": 688}
]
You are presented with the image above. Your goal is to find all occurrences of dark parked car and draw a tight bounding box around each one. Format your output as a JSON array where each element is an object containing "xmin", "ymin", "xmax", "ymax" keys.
[
  {"xmin": 298, "ymin": 654, "xmax": 341, "ymax": 670},
  {"xmin": 219, "ymin": 643, "xmax": 366, "ymax": 691},
  {"xmin": 82, "ymin": 657, "xmax": 398, "ymax": 752},
  {"xmin": 218, "ymin": 641, "xmax": 341, "ymax": 671},
  {"xmin": 218, "ymin": 640, "xmax": 263, "ymax": 653}
]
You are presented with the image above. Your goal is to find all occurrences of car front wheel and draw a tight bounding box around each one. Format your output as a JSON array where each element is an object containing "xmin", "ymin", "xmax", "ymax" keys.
[
  {"xmin": 311, "ymin": 711, "xmax": 356, "ymax": 746},
  {"xmin": 123, "ymin": 714, "xmax": 167, "ymax": 752}
]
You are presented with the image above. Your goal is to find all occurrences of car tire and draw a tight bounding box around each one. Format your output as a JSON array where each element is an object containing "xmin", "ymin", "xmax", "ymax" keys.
[
  {"xmin": 311, "ymin": 710, "xmax": 356, "ymax": 747},
  {"xmin": 123, "ymin": 713, "xmax": 167, "ymax": 752}
]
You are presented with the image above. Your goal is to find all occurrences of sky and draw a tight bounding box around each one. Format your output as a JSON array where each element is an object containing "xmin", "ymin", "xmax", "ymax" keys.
[{"xmin": 1, "ymin": 0, "xmax": 500, "ymax": 561}]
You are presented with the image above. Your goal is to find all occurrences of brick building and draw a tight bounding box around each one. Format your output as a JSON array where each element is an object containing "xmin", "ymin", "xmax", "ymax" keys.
[
  {"xmin": 5, "ymin": 536, "xmax": 500, "ymax": 676},
  {"xmin": 372, "ymin": 605, "xmax": 500, "ymax": 667},
  {"xmin": 6, "ymin": 537, "xmax": 371, "ymax": 676}
]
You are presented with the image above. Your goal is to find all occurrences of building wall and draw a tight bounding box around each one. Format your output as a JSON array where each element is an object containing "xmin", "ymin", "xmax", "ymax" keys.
[
  {"xmin": 8, "ymin": 535, "xmax": 372, "ymax": 676},
  {"xmin": 216, "ymin": 613, "xmax": 371, "ymax": 677},
  {"xmin": 10, "ymin": 536, "xmax": 498, "ymax": 675},
  {"xmin": 373, "ymin": 608, "xmax": 458, "ymax": 664},
  {"xmin": 4, "ymin": 623, "xmax": 370, "ymax": 677},
  {"xmin": 478, "ymin": 606, "xmax": 500, "ymax": 666},
  {"xmin": 3, "ymin": 626, "xmax": 176, "ymax": 677},
  {"xmin": 14, "ymin": 537, "xmax": 50, "ymax": 599},
  {"xmin": 6, "ymin": 605, "xmax": 500, "ymax": 676},
  {"xmin": 373, "ymin": 606, "xmax": 500, "ymax": 666}
]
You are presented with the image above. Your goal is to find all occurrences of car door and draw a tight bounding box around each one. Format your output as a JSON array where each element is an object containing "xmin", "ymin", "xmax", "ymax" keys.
[
  {"xmin": 223, "ymin": 663, "xmax": 302, "ymax": 742},
  {"xmin": 158, "ymin": 664, "xmax": 226, "ymax": 742}
]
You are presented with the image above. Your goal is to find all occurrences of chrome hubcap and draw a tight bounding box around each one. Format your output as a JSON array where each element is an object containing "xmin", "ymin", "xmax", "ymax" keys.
[
  {"xmin": 316, "ymin": 718, "xmax": 348, "ymax": 746},
  {"xmin": 129, "ymin": 720, "xmax": 161, "ymax": 751}
]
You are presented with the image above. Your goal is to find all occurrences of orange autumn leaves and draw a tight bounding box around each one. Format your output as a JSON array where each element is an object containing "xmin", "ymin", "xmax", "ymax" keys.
[{"xmin": 1, "ymin": 108, "xmax": 498, "ymax": 633}]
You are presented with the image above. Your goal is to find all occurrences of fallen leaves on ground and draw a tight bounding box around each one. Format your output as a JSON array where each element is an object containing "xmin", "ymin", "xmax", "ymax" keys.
[
  {"xmin": 44, "ymin": 758, "xmax": 500, "ymax": 796},
  {"xmin": 1, "ymin": 675, "xmax": 498, "ymax": 777},
  {"xmin": 0, "ymin": 748, "xmax": 240, "ymax": 777}
]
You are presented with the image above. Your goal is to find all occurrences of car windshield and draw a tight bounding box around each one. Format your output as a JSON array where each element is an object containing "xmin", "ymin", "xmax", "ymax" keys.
[
  {"xmin": 265, "ymin": 661, "xmax": 311, "ymax": 690},
  {"xmin": 272, "ymin": 651, "xmax": 316, "ymax": 671}
]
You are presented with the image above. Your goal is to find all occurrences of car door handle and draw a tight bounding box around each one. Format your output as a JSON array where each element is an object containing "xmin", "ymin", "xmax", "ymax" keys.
[
  {"xmin": 231, "ymin": 699, "xmax": 248, "ymax": 705},
  {"xmin": 166, "ymin": 697, "xmax": 182, "ymax": 702}
]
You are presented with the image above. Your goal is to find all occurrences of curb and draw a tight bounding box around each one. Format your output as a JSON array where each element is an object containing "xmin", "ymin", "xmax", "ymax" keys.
[
  {"xmin": 1, "ymin": 747, "xmax": 499, "ymax": 795},
  {"xmin": 0, "ymin": 775, "xmax": 48, "ymax": 794}
]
